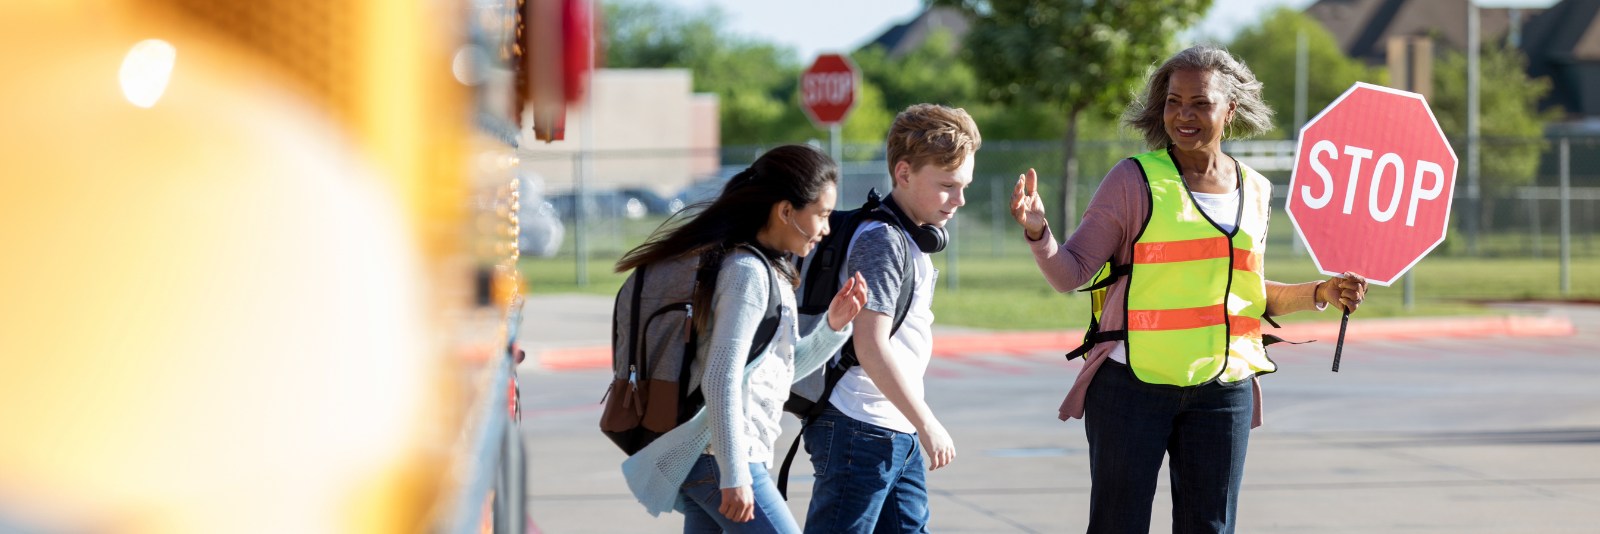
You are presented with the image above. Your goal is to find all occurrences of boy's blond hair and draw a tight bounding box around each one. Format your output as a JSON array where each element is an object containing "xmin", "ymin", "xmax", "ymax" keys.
[{"xmin": 885, "ymin": 104, "xmax": 982, "ymax": 176}]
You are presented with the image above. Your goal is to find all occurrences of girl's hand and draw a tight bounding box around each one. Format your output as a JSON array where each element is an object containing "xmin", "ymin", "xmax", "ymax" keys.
[
  {"xmin": 826, "ymin": 272, "xmax": 868, "ymax": 331},
  {"xmin": 1011, "ymin": 168, "xmax": 1048, "ymax": 240},
  {"xmin": 719, "ymin": 485, "xmax": 753, "ymax": 523}
]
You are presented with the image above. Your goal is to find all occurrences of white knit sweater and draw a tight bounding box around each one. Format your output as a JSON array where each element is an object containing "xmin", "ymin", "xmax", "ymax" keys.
[{"xmin": 621, "ymin": 249, "xmax": 852, "ymax": 516}]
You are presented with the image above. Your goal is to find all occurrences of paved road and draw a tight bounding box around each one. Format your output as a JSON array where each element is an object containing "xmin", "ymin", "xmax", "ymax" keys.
[{"xmin": 516, "ymin": 301, "xmax": 1600, "ymax": 533}]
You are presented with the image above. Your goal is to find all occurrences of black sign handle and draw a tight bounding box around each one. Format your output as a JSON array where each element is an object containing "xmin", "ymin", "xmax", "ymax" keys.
[{"xmin": 1331, "ymin": 307, "xmax": 1350, "ymax": 372}]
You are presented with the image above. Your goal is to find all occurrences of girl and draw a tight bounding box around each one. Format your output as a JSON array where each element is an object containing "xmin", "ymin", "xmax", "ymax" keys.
[{"xmin": 619, "ymin": 144, "xmax": 868, "ymax": 533}]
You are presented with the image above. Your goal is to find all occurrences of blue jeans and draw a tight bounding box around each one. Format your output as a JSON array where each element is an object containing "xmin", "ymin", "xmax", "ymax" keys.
[
  {"xmin": 678, "ymin": 454, "xmax": 799, "ymax": 534},
  {"xmin": 1084, "ymin": 360, "xmax": 1254, "ymax": 534},
  {"xmin": 802, "ymin": 408, "xmax": 929, "ymax": 534}
]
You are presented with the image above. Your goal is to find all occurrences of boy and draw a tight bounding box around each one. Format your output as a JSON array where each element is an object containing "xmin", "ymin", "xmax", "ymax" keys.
[{"xmin": 803, "ymin": 104, "xmax": 981, "ymax": 533}]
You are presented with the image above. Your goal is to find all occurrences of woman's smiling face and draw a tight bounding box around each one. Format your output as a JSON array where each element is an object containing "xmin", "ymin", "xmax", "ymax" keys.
[{"xmin": 1163, "ymin": 68, "xmax": 1235, "ymax": 153}]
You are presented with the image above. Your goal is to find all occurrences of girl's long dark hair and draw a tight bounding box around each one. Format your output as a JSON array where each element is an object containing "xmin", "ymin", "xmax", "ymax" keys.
[{"xmin": 615, "ymin": 144, "xmax": 839, "ymax": 330}]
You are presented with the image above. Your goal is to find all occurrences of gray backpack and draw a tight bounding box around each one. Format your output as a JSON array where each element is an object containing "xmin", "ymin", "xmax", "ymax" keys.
[{"xmin": 598, "ymin": 245, "xmax": 782, "ymax": 455}]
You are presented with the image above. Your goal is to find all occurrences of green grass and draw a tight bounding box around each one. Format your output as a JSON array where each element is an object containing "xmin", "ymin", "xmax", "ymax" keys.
[
  {"xmin": 919, "ymin": 254, "xmax": 1580, "ymax": 331},
  {"xmin": 520, "ymin": 212, "xmax": 1600, "ymax": 330},
  {"xmin": 523, "ymin": 255, "xmax": 630, "ymax": 295}
]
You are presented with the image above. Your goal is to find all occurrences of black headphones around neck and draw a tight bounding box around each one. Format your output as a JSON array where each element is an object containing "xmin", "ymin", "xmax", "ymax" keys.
[{"xmin": 878, "ymin": 191, "xmax": 948, "ymax": 254}]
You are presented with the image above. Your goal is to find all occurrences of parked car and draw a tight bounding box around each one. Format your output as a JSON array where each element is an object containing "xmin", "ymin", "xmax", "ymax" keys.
[
  {"xmin": 517, "ymin": 198, "xmax": 563, "ymax": 258},
  {"xmin": 547, "ymin": 188, "xmax": 683, "ymax": 221},
  {"xmin": 619, "ymin": 187, "xmax": 684, "ymax": 216},
  {"xmin": 674, "ymin": 166, "xmax": 740, "ymax": 208}
]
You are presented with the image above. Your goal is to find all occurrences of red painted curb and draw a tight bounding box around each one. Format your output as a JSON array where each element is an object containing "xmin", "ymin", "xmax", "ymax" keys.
[
  {"xmin": 1267, "ymin": 314, "xmax": 1575, "ymax": 343},
  {"xmin": 540, "ymin": 345, "xmax": 612, "ymax": 371},
  {"xmin": 536, "ymin": 315, "xmax": 1576, "ymax": 371}
]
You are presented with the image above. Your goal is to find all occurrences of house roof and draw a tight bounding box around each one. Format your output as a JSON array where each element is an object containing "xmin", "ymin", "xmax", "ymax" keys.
[
  {"xmin": 1305, "ymin": 0, "xmax": 1542, "ymax": 62},
  {"xmin": 860, "ymin": 6, "xmax": 970, "ymax": 58},
  {"xmin": 1305, "ymin": 0, "xmax": 1600, "ymax": 118},
  {"xmin": 1522, "ymin": 0, "xmax": 1600, "ymax": 62},
  {"xmin": 1521, "ymin": 0, "xmax": 1600, "ymax": 116}
]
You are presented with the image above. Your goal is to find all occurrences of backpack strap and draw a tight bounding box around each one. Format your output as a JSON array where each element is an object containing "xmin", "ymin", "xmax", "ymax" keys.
[
  {"xmin": 777, "ymin": 363, "xmax": 846, "ymax": 499},
  {"xmin": 794, "ymin": 191, "xmax": 887, "ymax": 316},
  {"xmin": 628, "ymin": 264, "xmax": 649, "ymax": 382},
  {"xmin": 779, "ymin": 217, "xmax": 917, "ymax": 500},
  {"xmin": 680, "ymin": 245, "xmax": 785, "ymax": 417},
  {"xmin": 836, "ymin": 212, "xmax": 915, "ymax": 368},
  {"xmin": 741, "ymin": 245, "xmax": 786, "ymax": 362}
]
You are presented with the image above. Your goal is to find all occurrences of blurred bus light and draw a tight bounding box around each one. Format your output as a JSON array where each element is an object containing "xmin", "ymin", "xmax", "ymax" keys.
[{"xmin": 118, "ymin": 39, "xmax": 176, "ymax": 108}]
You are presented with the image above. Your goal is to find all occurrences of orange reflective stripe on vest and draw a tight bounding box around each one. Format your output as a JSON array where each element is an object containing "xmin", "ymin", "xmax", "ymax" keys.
[
  {"xmin": 1125, "ymin": 306, "xmax": 1263, "ymax": 335},
  {"xmin": 1134, "ymin": 237, "xmax": 1262, "ymax": 274},
  {"xmin": 1128, "ymin": 304, "xmax": 1225, "ymax": 331},
  {"xmin": 1133, "ymin": 236, "xmax": 1229, "ymax": 263},
  {"xmin": 1233, "ymin": 249, "xmax": 1263, "ymax": 273}
]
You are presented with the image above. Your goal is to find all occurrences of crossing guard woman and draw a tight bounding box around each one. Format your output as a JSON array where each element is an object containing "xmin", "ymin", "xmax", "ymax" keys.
[{"xmin": 1009, "ymin": 45, "xmax": 1369, "ymax": 533}]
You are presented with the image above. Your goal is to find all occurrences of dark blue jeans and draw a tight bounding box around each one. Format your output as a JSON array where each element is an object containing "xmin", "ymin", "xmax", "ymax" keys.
[
  {"xmin": 1084, "ymin": 360, "xmax": 1254, "ymax": 534},
  {"xmin": 678, "ymin": 454, "xmax": 800, "ymax": 534},
  {"xmin": 802, "ymin": 408, "xmax": 929, "ymax": 534}
]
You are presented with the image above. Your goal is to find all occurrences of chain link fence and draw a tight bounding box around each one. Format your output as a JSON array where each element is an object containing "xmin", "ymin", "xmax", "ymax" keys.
[{"xmin": 524, "ymin": 134, "xmax": 1600, "ymax": 294}]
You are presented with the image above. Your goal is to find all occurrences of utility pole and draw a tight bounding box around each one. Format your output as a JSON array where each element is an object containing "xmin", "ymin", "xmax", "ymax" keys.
[
  {"xmin": 1560, "ymin": 137, "xmax": 1572, "ymax": 295},
  {"xmin": 1292, "ymin": 29, "xmax": 1309, "ymax": 256},
  {"xmin": 1466, "ymin": 2, "xmax": 1481, "ymax": 255},
  {"xmin": 1387, "ymin": 35, "xmax": 1433, "ymax": 311}
]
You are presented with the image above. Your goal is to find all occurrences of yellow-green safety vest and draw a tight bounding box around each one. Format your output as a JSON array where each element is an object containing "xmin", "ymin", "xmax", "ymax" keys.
[{"xmin": 1073, "ymin": 148, "xmax": 1276, "ymax": 386}]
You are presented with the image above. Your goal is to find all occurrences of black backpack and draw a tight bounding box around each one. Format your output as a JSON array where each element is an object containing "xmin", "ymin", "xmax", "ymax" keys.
[
  {"xmin": 598, "ymin": 245, "xmax": 782, "ymax": 455},
  {"xmin": 776, "ymin": 188, "xmax": 917, "ymax": 497}
]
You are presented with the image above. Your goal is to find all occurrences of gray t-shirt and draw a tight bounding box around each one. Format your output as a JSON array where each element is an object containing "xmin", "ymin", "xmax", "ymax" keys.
[{"xmin": 826, "ymin": 220, "xmax": 936, "ymax": 434}]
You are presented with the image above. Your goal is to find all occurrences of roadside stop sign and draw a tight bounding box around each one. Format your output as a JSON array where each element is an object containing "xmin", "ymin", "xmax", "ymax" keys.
[
  {"xmin": 800, "ymin": 53, "xmax": 858, "ymax": 128},
  {"xmin": 1286, "ymin": 82, "xmax": 1459, "ymax": 287}
]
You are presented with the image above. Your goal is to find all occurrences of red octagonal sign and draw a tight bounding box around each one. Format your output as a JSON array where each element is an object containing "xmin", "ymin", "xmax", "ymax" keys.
[
  {"xmin": 800, "ymin": 54, "xmax": 859, "ymax": 128},
  {"xmin": 1287, "ymin": 82, "xmax": 1458, "ymax": 287}
]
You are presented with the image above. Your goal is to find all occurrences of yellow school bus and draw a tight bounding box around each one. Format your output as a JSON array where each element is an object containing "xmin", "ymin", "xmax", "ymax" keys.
[{"xmin": 0, "ymin": 0, "xmax": 580, "ymax": 531}]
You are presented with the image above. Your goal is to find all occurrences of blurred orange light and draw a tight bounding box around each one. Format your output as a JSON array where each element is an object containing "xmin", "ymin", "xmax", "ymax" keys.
[{"xmin": 118, "ymin": 39, "xmax": 176, "ymax": 108}]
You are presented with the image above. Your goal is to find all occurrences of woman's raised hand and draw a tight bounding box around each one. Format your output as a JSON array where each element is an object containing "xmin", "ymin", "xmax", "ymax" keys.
[
  {"xmin": 1012, "ymin": 168, "xmax": 1048, "ymax": 240},
  {"xmin": 826, "ymin": 272, "xmax": 868, "ymax": 331}
]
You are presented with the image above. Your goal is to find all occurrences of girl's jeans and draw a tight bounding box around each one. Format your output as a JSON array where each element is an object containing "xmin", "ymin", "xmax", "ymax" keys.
[{"xmin": 678, "ymin": 454, "xmax": 799, "ymax": 534}]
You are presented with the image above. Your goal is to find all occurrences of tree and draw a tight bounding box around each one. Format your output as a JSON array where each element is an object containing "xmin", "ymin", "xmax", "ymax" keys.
[
  {"xmin": 855, "ymin": 27, "xmax": 1073, "ymax": 141},
  {"xmin": 604, "ymin": 1, "xmax": 892, "ymax": 146},
  {"xmin": 836, "ymin": 80, "xmax": 896, "ymax": 150},
  {"xmin": 1430, "ymin": 39, "xmax": 1559, "ymax": 232},
  {"xmin": 853, "ymin": 28, "xmax": 981, "ymax": 113},
  {"xmin": 942, "ymin": 0, "xmax": 1211, "ymax": 230},
  {"xmin": 1227, "ymin": 7, "xmax": 1385, "ymax": 138}
]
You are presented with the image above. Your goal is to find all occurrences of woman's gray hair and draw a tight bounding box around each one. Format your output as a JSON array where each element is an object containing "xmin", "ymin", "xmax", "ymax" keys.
[{"xmin": 1124, "ymin": 45, "xmax": 1275, "ymax": 149}]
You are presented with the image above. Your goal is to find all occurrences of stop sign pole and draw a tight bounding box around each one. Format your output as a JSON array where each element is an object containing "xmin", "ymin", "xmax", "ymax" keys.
[
  {"xmin": 800, "ymin": 53, "xmax": 859, "ymax": 164},
  {"xmin": 1286, "ymin": 82, "xmax": 1459, "ymax": 371}
]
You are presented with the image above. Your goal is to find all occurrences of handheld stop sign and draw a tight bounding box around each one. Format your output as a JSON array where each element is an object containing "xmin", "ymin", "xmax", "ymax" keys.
[{"xmin": 1285, "ymin": 82, "xmax": 1459, "ymax": 370}]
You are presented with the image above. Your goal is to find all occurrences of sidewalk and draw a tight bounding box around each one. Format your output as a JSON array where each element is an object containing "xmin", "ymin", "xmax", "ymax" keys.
[{"xmin": 517, "ymin": 296, "xmax": 1600, "ymax": 533}]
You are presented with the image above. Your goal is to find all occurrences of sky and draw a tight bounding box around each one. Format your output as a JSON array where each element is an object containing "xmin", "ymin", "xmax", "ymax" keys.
[{"xmin": 633, "ymin": 0, "xmax": 1560, "ymax": 62}]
